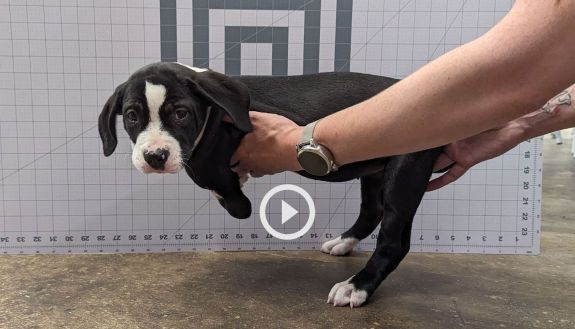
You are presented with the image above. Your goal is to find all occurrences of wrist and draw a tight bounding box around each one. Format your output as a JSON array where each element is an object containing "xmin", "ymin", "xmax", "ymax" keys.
[
  {"xmin": 285, "ymin": 125, "xmax": 304, "ymax": 172},
  {"xmin": 311, "ymin": 119, "xmax": 341, "ymax": 166},
  {"xmin": 506, "ymin": 118, "xmax": 531, "ymax": 143}
]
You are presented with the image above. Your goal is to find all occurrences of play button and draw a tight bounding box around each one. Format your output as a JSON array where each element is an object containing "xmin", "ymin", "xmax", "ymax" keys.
[
  {"xmin": 281, "ymin": 200, "xmax": 298, "ymax": 224},
  {"xmin": 259, "ymin": 184, "xmax": 316, "ymax": 241}
]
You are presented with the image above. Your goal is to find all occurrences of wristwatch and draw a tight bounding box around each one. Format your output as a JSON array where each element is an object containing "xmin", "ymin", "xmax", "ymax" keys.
[{"xmin": 296, "ymin": 120, "xmax": 338, "ymax": 176}]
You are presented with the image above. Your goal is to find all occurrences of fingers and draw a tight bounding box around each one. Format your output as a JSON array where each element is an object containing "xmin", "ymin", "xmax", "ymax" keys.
[
  {"xmin": 249, "ymin": 111, "xmax": 281, "ymax": 118},
  {"xmin": 230, "ymin": 146, "xmax": 247, "ymax": 175},
  {"xmin": 230, "ymin": 117, "xmax": 256, "ymax": 176},
  {"xmin": 231, "ymin": 162, "xmax": 263, "ymax": 178},
  {"xmin": 248, "ymin": 110, "xmax": 278, "ymax": 122},
  {"xmin": 426, "ymin": 164, "xmax": 469, "ymax": 192},
  {"xmin": 231, "ymin": 159, "xmax": 249, "ymax": 177},
  {"xmin": 229, "ymin": 152, "xmax": 240, "ymax": 167},
  {"xmin": 230, "ymin": 141, "xmax": 262, "ymax": 177},
  {"xmin": 249, "ymin": 171, "xmax": 264, "ymax": 178},
  {"xmin": 433, "ymin": 152, "xmax": 455, "ymax": 171},
  {"xmin": 230, "ymin": 111, "xmax": 298, "ymax": 178}
]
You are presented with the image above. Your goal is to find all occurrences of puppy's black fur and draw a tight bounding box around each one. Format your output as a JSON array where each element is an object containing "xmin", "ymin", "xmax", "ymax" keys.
[{"xmin": 99, "ymin": 62, "xmax": 443, "ymax": 306}]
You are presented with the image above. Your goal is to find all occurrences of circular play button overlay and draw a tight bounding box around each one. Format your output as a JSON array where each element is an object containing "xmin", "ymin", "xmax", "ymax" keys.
[{"xmin": 259, "ymin": 184, "xmax": 316, "ymax": 241}]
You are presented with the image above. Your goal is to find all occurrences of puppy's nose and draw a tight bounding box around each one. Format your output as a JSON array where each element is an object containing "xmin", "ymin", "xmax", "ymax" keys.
[{"xmin": 143, "ymin": 149, "xmax": 170, "ymax": 170}]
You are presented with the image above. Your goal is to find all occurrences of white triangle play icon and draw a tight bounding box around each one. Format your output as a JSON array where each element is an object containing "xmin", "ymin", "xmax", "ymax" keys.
[{"xmin": 281, "ymin": 200, "xmax": 298, "ymax": 224}]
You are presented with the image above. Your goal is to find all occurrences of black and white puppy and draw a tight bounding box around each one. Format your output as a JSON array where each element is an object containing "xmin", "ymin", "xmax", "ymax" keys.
[{"xmin": 98, "ymin": 62, "xmax": 443, "ymax": 308}]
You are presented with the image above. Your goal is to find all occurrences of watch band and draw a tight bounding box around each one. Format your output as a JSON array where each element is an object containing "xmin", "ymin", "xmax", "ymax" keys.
[
  {"xmin": 300, "ymin": 120, "xmax": 318, "ymax": 145},
  {"xmin": 296, "ymin": 120, "xmax": 339, "ymax": 175}
]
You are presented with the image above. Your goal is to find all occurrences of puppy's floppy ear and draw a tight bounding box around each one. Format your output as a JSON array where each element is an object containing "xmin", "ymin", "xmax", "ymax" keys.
[
  {"xmin": 186, "ymin": 71, "xmax": 252, "ymax": 132},
  {"xmin": 98, "ymin": 82, "xmax": 126, "ymax": 156}
]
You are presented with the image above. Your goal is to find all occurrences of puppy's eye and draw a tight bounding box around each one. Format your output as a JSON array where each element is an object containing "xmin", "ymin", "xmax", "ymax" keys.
[
  {"xmin": 125, "ymin": 109, "xmax": 138, "ymax": 123},
  {"xmin": 174, "ymin": 108, "xmax": 189, "ymax": 121}
]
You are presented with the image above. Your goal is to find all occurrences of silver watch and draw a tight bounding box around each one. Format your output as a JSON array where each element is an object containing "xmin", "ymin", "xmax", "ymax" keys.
[{"xmin": 296, "ymin": 120, "xmax": 338, "ymax": 176}]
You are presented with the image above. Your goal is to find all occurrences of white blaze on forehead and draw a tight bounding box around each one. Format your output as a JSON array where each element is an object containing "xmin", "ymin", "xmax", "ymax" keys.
[
  {"xmin": 174, "ymin": 62, "xmax": 208, "ymax": 73},
  {"xmin": 132, "ymin": 80, "xmax": 183, "ymax": 174},
  {"xmin": 145, "ymin": 81, "xmax": 167, "ymax": 118}
]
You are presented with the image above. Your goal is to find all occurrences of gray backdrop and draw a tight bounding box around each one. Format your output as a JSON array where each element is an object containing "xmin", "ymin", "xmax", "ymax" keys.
[{"xmin": 0, "ymin": 0, "xmax": 540, "ymax": 254}]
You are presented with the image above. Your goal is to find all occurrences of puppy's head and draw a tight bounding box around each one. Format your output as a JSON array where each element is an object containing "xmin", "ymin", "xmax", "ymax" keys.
[{"xmin": 98, "ymin": 62, "xmax": 252, "ymax": 174}]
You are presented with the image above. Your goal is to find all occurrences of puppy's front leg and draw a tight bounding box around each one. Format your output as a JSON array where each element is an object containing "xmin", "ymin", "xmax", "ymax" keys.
[
  {"xmin": 321, "ymin": 171, "xmax": 386, "ymax": 256},
  {"xmin": 201, "ymin": 167, "xmax": 252, "ymax": 219}
]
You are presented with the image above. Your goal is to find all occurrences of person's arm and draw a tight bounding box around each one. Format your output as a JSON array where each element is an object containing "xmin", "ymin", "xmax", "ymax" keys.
[
  {"xmin": 427, "ymin": 84, "xmax": 575, "ymax": 191},
  {"xmin": 233, "ymin": 0, "xmax": 575, "ymax": 177}
]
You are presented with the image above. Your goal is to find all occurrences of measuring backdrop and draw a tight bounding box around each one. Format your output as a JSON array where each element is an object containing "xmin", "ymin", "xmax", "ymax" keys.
[{"xmin": 0, "ymin": 0, "xmax": 541, "ymax": 254}]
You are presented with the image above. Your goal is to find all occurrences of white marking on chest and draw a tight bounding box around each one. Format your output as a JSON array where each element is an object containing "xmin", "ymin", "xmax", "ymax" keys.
[{"xmin": 175, "ymin": 62, "xmax": 208, "ymax": 73}]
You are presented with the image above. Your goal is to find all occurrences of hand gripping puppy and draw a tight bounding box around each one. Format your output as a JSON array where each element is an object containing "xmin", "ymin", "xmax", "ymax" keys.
[{"xmin": 98, "ymin": 62, "xmax": 443, "ymax": 307}]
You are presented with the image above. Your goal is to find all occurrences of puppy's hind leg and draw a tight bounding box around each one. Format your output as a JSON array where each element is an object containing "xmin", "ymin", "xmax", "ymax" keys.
[
  {"xmin": 328, "ymin": 149, "xmax": 441, "ymax": 307},
  {"xmin": 321, "ymin": 170, "xmax": 385, "ymax": 256}
]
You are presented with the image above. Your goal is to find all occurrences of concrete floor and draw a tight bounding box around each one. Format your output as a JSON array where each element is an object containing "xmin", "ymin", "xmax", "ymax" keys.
[{"xmin": 0, "ymin": 136, "xmax": 574, "ymax": 329}]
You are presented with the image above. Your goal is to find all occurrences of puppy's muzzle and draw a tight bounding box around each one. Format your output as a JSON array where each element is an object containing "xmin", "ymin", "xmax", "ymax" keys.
[{"xmin": 143, "ymin": 148, "xmax": 170, "ymax": 170}]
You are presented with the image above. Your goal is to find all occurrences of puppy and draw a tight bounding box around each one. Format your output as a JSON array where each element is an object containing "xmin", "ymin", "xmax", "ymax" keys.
[{"xmin": 98, "ymin": 62, "xmax": 442, "ymax": 307}]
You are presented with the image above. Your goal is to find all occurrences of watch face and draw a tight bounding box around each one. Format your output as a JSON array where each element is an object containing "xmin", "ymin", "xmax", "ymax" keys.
[{"xmin": 298, "ymin": 151, "xmax": 330, "ymax": 176}]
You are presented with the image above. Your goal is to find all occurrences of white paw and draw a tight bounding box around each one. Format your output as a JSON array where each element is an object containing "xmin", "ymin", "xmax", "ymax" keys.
[
  {"xmin": 327, "ymin": 277, "xmax": 368, "ymax": 308},
  {"xmin": 321, "ymin": 236, "xmax": 359, "ymax": 256}
]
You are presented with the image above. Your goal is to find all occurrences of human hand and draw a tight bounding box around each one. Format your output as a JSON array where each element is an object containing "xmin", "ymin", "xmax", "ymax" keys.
[
  {"xmin": 426, "ymin": 121, "xmax": 526, "ymax": 191},
  {"xmin": 231, "ymin": 111, "xmax": 304, "ymax": 177}
]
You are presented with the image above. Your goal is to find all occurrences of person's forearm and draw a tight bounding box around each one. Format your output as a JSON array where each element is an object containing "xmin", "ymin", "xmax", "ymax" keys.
[
  {"xmin": 311, "ymin": 0, "xmax": 575, "ymax": 166},
  {"xmin": 515, "ymin": 85, "xmax": 575, "ymax": 141},
  {"xmin": 425, "ymin": 84, "xmax": 575, "ymax": 192}
]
